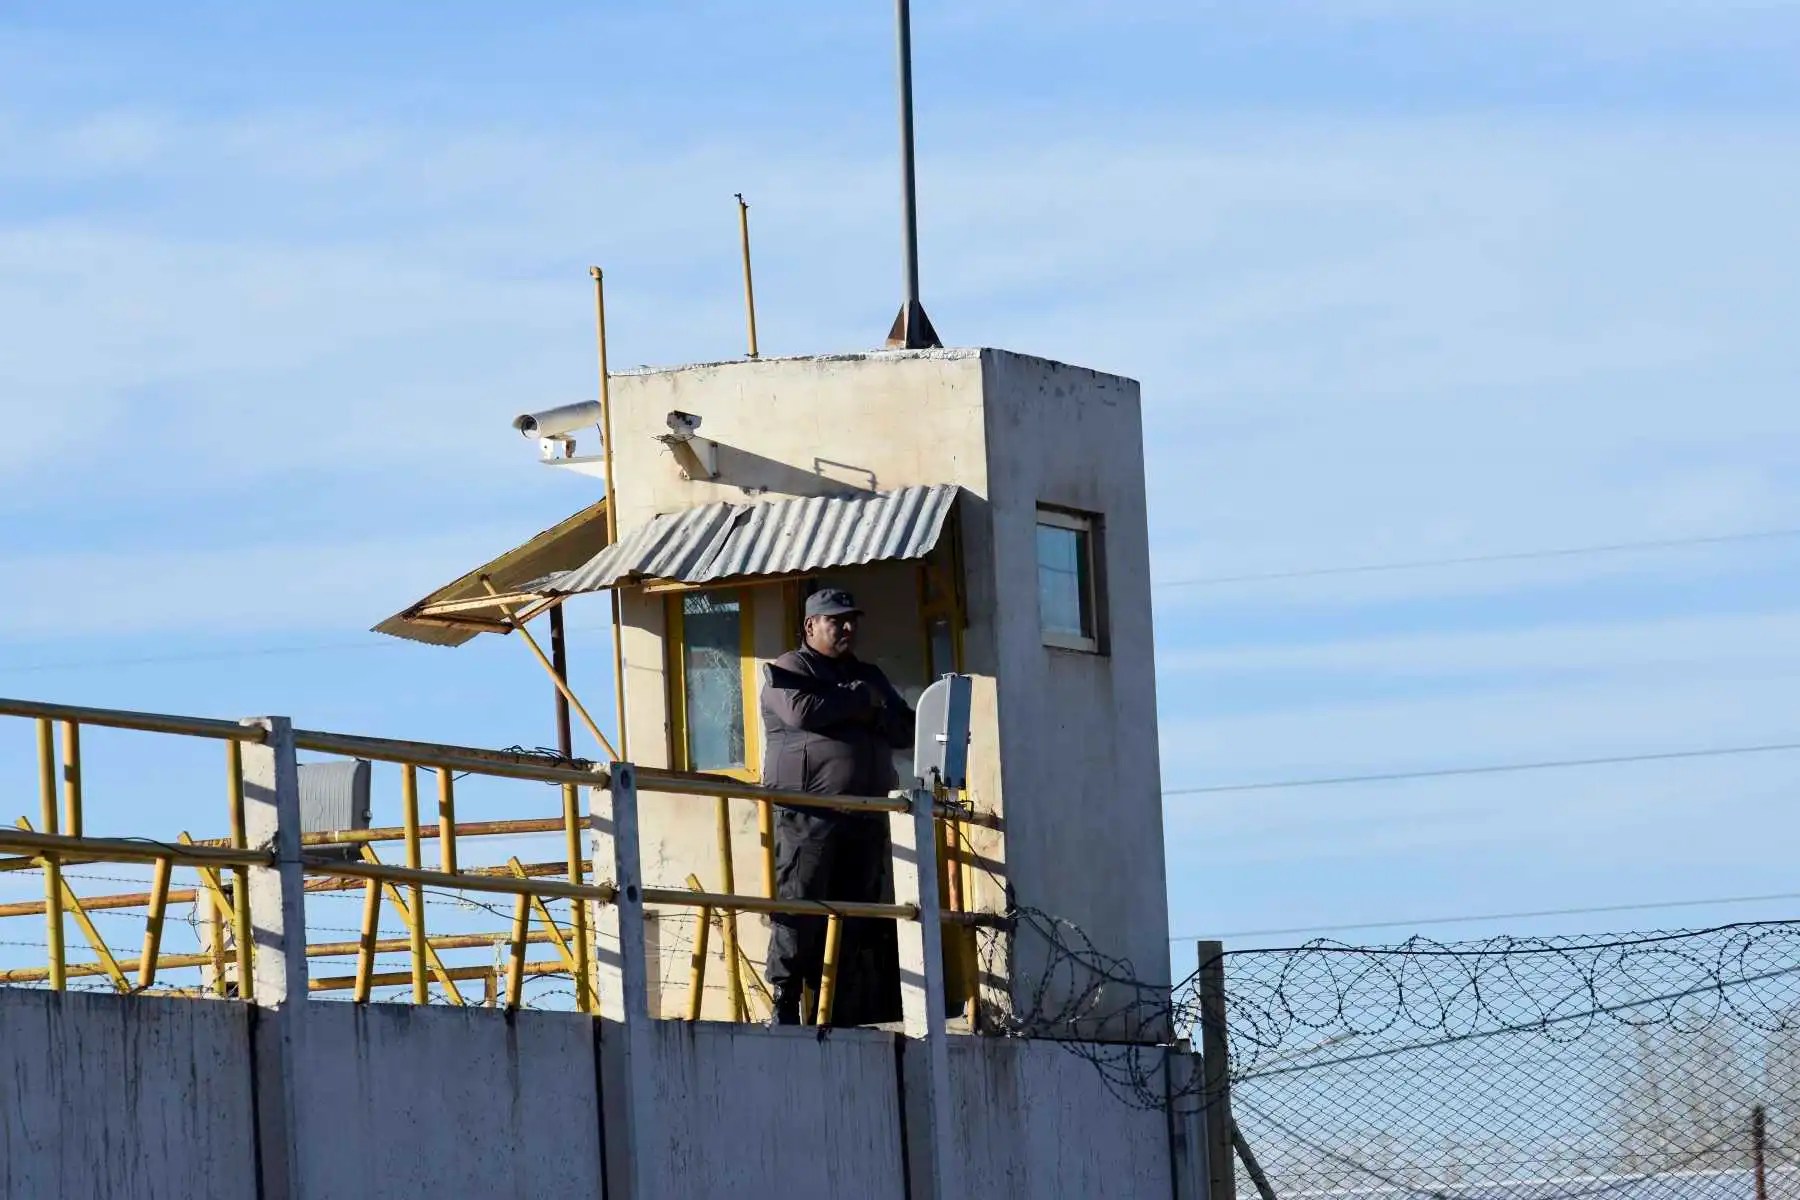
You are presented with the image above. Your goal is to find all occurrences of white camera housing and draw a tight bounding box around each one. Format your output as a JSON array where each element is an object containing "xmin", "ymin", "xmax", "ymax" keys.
[
  {"xmin": 665, "ymin": 410, "xmax": 703, "ymax": 440},
  {"xmin": 513, "ymin": 401, "xmax": 602, "ymax": 440}
]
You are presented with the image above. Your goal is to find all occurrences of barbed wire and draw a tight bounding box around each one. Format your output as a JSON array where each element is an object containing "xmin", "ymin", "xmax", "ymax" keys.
[{"xmin": 1222, "ymin": 921, "xmax": 1800, "ymax": 1200}]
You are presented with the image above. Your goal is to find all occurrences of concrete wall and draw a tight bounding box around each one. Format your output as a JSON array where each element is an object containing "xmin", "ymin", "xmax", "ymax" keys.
[
  {"xmin": 294, "ymin": 1002, "xmax": 604, "ymax": 1199},
  {"xmin": 0, "ymin": 988, "xmax": 256, "ymax": 1200},
  {"xmin": 978, "ymin": 349, "xmax": 1172, "ymax": 1032},
  {"xmin": 0, "ymin": 987, "xmax": 1195, "ymax": 1198},
  {"xmin": 631, "ymin": 1021, "xmax": 907, "ymax": 1200},
  {"xmin": 947, "ymin": 1036, "xmax": 1182, "ymax": 1199}
]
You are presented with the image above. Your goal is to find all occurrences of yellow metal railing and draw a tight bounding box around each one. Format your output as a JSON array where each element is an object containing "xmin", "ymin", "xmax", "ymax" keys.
[{"xmin": 0, "ymin": 694, "xmax": 999, "ymax": 1024}]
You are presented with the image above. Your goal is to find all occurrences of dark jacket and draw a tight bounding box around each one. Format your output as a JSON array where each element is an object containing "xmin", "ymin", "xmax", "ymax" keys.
[{"xmin": 760, "ymin": 647, "xmax": 916, "ymax": 802}]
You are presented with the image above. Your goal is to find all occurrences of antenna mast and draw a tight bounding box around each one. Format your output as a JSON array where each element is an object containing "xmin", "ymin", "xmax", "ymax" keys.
[{"xmin": 886, "ymin": 0, "xmax": 942, "ymax": 350}]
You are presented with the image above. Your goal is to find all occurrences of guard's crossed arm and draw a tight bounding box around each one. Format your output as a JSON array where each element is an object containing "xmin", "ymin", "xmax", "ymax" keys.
[{"xmin": 764, "ymin": 671, "xmax": 875, "ymax": 732}]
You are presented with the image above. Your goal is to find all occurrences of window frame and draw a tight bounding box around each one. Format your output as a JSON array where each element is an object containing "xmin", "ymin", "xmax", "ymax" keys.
[
  {"xmin": 664, "ymin": 586, "xmax": 761, "ymax": 781},
  {"xmin": 1035, "ymin": 506, "xmax": 1105, "ymax": 655}
]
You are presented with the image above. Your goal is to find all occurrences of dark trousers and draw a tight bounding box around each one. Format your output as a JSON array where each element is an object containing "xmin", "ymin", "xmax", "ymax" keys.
[{"xmin": 764, "ymin": 809, "xmax": 901, "ymax": 1026}]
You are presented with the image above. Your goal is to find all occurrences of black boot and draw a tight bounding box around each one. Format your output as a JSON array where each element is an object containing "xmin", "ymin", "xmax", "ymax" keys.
[{"xmin": 768, "ymin": 983, "xmax": 802, "ymax": 1027}]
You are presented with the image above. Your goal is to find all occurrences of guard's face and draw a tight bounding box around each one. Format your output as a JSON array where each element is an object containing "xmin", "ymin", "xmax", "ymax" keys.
[{"xmin": 806, "ymin": 613, "xmax": 858, "ymax": 657}]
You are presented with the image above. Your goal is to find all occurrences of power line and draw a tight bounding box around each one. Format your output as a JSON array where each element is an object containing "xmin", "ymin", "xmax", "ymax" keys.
[
  {"xmin": 1172, "ymin": 890, "xmax": 1800, "ymax": 943},
  {"xmin": 1162, "ymin": 739, "xmax": 1800, "ymax": 796},
  {"xmin": 1152, "ymin": 526, "xmax": 1800, "ymax": 590}
]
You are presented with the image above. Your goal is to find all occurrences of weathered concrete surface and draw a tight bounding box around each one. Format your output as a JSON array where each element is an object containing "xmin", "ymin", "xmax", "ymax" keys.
[
  {"xmin": 0, "ymin": 988, "xmax": 256, "ymax": 1200},
  {"xmin": 295, "ymin": 1002, "xmax": 602, "ymax": 1199},
  {"xmin": 979, "ymin": 350, "xmax": 1171, "ymax": 1037},
  {"xmin": 947, "ymin": 1036, "xmax": 1175, "ymax": 1199},
  {"xmin": 629, "ymin": 1020, "xmax": 907, "ymax": 1200}
]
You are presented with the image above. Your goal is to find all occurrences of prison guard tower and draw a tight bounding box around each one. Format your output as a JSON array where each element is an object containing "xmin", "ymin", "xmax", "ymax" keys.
[{"xmin": 385, "ymin": 346, "xmax": 1172, "ymax": 1039}]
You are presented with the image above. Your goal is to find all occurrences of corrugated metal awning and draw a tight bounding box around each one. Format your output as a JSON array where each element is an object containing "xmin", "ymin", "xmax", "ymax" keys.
[
  {"xmin": 533, "ymin": 483, "xmax": 959, "ymax": 596},
  {"xmin": 373, "ymin": 497, "xmax": 611, "ymax": 647}
]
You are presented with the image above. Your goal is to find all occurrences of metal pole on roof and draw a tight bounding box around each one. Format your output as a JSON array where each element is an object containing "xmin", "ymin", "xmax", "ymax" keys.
[
  {"xmin": 550, "ymin": 606, "xmax": 574, "ymax": 762},
  {"xmin": 886, "ymin": 0, "xmax": 942, "ymax": 350}
]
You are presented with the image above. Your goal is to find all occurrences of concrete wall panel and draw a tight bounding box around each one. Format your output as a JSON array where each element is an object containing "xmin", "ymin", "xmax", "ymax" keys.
[
  {"xmin": 949, "ymin": 1036, "xmax": 1175, "ymax": 1199},
  {"xmin": 294, "ymin": 1002, "xmax": 602, "ymax": 1200},
  {"xmin": 0, "ymin": 989, "xmax": 256, "ymax": 1200},
  {"xmin": 635, "ymin": 1021, "xmax": 907, "ymax": 1200}
]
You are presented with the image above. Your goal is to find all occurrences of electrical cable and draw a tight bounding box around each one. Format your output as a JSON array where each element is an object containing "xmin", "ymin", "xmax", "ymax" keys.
[
  {"xmin": 1162, "ymin": 739, "xmax": 1800, "ymax": 796},
  {"xmin": 1171, "ymin": 890, "xmax": 1800, "ymax": 942},
  {"xmin": 1153, "ymin": 526, "xmax": 1800, "ymax": 590}
]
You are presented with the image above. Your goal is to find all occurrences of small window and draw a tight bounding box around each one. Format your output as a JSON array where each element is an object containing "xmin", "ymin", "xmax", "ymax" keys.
[
  {"xmin": 676, "ymin": 591, "xmax": 746, "ymax": 771},
  {"xmin": 1036, "ymin": 508, "xmax": 1102, "ymax": 653}
]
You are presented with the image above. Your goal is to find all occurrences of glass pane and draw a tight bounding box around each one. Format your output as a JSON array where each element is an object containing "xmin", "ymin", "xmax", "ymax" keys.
[
  {"xmin": 1037, "ymin": 523, "xmax": 1090, "ymax": 639},
  {"xmin": 682, "ymin": 592, "xmax": 745, "ymax": 770}
]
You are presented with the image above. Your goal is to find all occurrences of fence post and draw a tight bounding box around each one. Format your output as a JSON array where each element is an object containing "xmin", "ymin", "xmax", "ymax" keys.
[
  {"xmin": 1753, "ymin": 1104, "xmax": 1768, "ymax": 1200},
  {"xmin": 1199, "ymin": 940, "xmax": 1237, "ymax": 1200},
  {"xmin": 1166, "ymin": 1041, "xmax": 1209, "ymax": 1200},
  {"xmin": 593, "ymin": 763, "xmax": 651, "ymax": 1200},
  {"xmin": 241, "ymin": 716, "xmax": 308, "ymax": 1200},
  {"xmin": 892, "ymin": 786, "xmax": 957, "ymax": 1200}
]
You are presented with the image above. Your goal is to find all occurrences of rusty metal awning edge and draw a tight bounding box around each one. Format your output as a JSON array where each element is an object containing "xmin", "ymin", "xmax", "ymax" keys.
[{"xmin": 372, "ymin": 496, "xmax": 612, "ymax": 648}]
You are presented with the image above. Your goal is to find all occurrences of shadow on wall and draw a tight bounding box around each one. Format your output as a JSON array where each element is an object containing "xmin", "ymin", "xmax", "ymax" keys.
[{"xmin": 694, "ymin": 441, "xmax": 881, "ymax": 497}]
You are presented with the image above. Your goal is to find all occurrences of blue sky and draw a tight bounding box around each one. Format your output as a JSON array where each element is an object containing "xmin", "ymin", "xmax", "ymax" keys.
[{"xmin": 4, "ymin": 2, "xmax": 1800, "ymax": 982}]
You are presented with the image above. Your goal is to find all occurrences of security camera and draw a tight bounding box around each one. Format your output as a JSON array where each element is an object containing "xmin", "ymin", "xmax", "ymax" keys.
[
  {"xmin": 513, "ymin": 401, "xmax": 602, "ymax": 440},
  {"xmin": 665, "ymin": 410, "xmax": 703, "ymax": 440}
]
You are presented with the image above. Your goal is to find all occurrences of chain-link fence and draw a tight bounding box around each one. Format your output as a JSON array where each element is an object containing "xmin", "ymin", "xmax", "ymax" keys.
[{"xmin": 1222, "ymin": 922, "xmax": 1800, "ymax": 1200}]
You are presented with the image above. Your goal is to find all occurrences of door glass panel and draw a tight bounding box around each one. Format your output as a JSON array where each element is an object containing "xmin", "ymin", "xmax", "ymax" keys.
[{"xmin": 682, "ymin": 592, "xmax": 745, "ymax": 771}]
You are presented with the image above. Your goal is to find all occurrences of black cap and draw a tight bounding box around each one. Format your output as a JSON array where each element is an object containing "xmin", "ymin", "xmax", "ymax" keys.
[{"xmin": 804, "ymin": 588, "xmax": 862, "ymax": 619}]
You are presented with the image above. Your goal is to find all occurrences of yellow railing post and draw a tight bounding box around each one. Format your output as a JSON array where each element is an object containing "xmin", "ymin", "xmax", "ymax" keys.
[
  {"xmin": 716, "ymin": 796, "xmax": 746, "ymax": 1021},
  {"xmin": 36, "ymin": 719, "xmax": 64, "ymax": 991},
  {"xmin": 227, "ymin": 741, "xmax": 253, "ymax": 997},
  {"xmin": 359, "ymin": 846, "xmax": 466, "ymax": 1005},
  {"xmin": 563, "ymin": 783, "xmax": 593, "ymax": 1013},
  {"xmin": 353, "ymin": 879, "xmax": 381, "ymax": 1003},
  {"xmin": 760, "ymin": 800, "xmax": 776, "ymax": 900},
  {"xmin": 436, "ymin": 768, "xmax": 458, "ymax": 875},
  {"xmin": 683, "ymin": 873, "xmax": 714, "ymax": 1021},
  {"xmin": 60, "ymin": 720, "xmax": 82, "ymax": 838},
  {"xmin": 138, "ymin": 856, "xmax": 173, "ymax": 990},
  {"xmin": 816, "ymin": 914, "xmax": 843, "ymax": 1026},
  {"xmin": 505, "ymin": 892, "xmax": 530, "ymax": 1010},
  {"xmin": 400, "ymin": 766, "xmax": 428, "ymax": 1004}
]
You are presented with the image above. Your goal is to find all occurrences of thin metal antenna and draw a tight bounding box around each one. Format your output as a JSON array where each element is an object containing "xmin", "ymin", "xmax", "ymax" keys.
[
  {"xmin": 886, "ymin": 0, "xmax": 941, "ymax": 350},
  {"xmin": 735, "ymin": 193, "xmax": 760, "ymax": 359}
]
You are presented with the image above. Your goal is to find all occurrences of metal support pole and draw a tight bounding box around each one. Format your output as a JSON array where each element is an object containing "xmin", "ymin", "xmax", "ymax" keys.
[
  {"xmin": 1754, "ymin": 1104, "xmax": 1768, "ymax": 1200},
  {"xmin": 551, "ymin": 605, "xmax": 575, "ymax": 760},
  {"xmin": 566, "ymin": 782, "xmax": 593, "ymax": 1013},
  {"xmin": 36, "ymin": 718, "xmax": 64, "ymax": 991},
  {"xmin": 759, "ymin": 800, "xmax": 776, "ymax": 899},
  {"xmin": 816, "ymin": 914, "xmax": 844, "ymax": 1025},
  {"xmin": 686, "ymin": 899, "xmax": 713, "ymax": 1021},
  {"xmin": 353, "ymin": 879, "xmax": 381, "ymax": 1003},
  {"xmin": 228, "ymin": 740, "xmax": 254, "ymax": 998},
  {"xmin": 60, "ymin": 720, "xmax": 82, "ymax": 838},
  {"xmin": 886, "ymin": 0, "xmax": 941, "ymax": 350},
  {"xmin": 436, "ymin": 768, "xmax": 458, "ymax": 875},
  {"xmin": 1199, "ymin": 940, "xmax": 1238, "ymax": 1200},
  {"xmin": 506, "ymin": 892, "xmax": 531, "ymax": 1009},
  {"xmin": 138, "ymin": 856, "xmax": 173, "ymax": 990},
  {"xmin": 401, "ymin": 765, "xmax": 427, "ymax": 1004},
  {"xmin": 716, "ymin": 796, "xmax": 745, "ymax": 1021},
  {"xmin": 736, "ymin": 193, "xmax": 760, "ymax": 358}
]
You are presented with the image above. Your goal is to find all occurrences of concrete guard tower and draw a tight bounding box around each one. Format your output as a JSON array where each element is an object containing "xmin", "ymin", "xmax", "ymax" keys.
[{"xmin": 382, "ymin": 346, "xmax": 1170, "ymax": 1039}]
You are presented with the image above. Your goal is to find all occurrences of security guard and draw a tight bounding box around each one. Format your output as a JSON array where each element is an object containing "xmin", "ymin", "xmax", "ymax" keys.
[{"xmin": 760, "ymin": 588, "xmax": 916, "ymax": 1025}]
